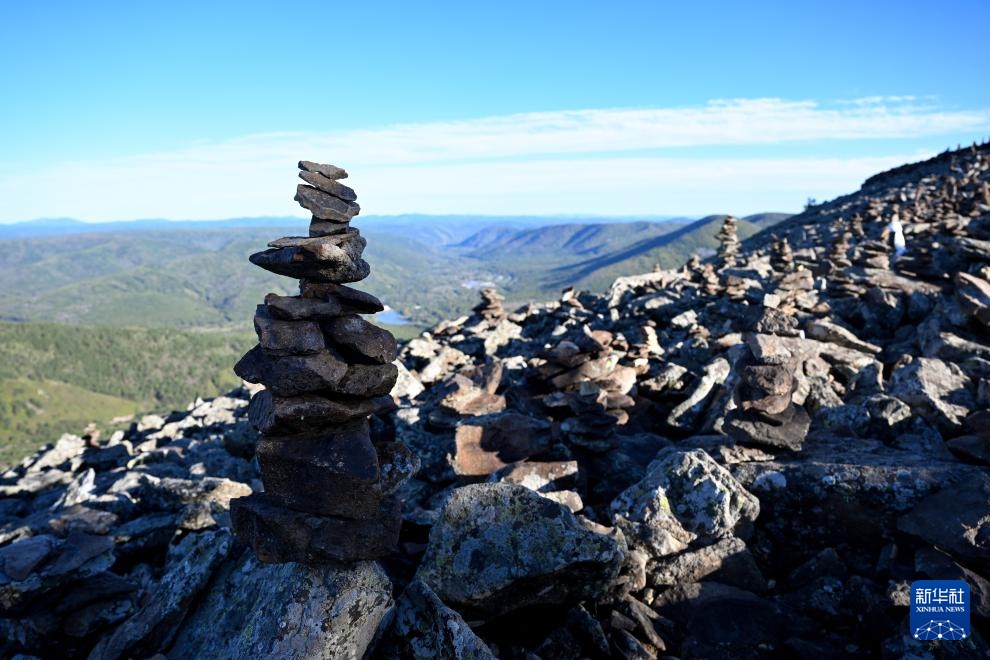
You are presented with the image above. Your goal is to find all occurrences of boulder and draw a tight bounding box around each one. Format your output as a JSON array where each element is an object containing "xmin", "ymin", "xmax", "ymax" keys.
[
  {"xmin": 890, "ymin": 357, "xmax": 974, "ymax": 431},
  {"xmin": 611, "ymin": 448, "xmax": 759, "ymax": 558},
  {"xmin": 170, "ymin": 551, "xmax": 393, "ymax": 660},
  {"xmin": 417, "ymin": 483, "xmax": 624, "ymax": 617}
]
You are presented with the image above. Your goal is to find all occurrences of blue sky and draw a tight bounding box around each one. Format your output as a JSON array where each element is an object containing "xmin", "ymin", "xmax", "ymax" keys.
[{"xmin": 1, "ymin": 1, "xmax": 988, "ymax": 221}]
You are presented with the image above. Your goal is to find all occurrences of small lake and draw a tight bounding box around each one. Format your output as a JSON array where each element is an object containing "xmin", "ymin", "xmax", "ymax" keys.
[{"xmin": 376, "ymin": 308, "xmax": 412, "ymax": 325}]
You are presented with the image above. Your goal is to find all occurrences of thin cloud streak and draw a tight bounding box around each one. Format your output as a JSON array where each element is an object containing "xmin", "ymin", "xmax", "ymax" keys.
[{"xmin": 0, "ymin": 97, "xmax": 985, "ymax": 221}]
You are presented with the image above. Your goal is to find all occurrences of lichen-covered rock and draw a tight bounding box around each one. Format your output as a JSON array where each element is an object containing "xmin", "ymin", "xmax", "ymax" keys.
[
  {"xmin": 890, "ymin": 356, "xmax": 974, "ymax": 431},
  {"xmin": 87, "ymin": 529, "xmax": 232, "ymax": 660},
  {"xmin": 416, "ymin": 483, "xmax": 624, "ymax": 617},
  {"xmin": 169, "ymin": 551, "xmax": 392, "ymax": 660},
  {"xmin": 611, "ymin": 448, "xmax": 760, "ymax": 558},
  {"xmin": 376, "ymin": 579, "xmax": 495, "ymax": 659}
]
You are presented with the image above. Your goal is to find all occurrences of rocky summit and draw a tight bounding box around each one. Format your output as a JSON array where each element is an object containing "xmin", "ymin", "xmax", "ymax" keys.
[{"xmin": 1, "ymin": 144, "xmax": 990, "ymax": 658}]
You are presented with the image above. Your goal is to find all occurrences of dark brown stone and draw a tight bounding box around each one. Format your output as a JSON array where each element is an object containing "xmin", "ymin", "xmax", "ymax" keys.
[
  {"xmin": 230, "ymin": 494, "xmax": 401, "ymax": 563},
  {"xmin": 253, "ymin": 306, "xmax": 324, "ymax": 356},
  {"xmin": 453, "ymin": 412, "xmax": 553, "ymax": 476},
  {"xmin": 298, "ymin": 160, "xmax": 347, "ymax": 180},
  {"xmin": 235, "ymin": 345, "xmax": 347, "ymax": 396},
  {"xmin": 249, "ymin": 230, "xmax": 369, "ymax": 283},
  {"xmin": 337, "ymin": 362, "xmax": 399, "ymax": 397},
  {"xmin": 248, "ymin": 390, "xmax": 396, "ymax": 435},
  {"xmin": 294, "ymin": 184, "xmax": 360, "ymax": 222},
  {"xmin": 257, "ymin": 421, "xmax": 383, "ymax": 517},
  {"xmin": 309, "ymin": 219, "xmax": 351, "ymax": 237},
  {"xmin": 323, "ymin": 315, "xmax": 397, "ymax": 364},
  {"xmin": 437, "ymin": 375, "xmax": 506, "ymax": 416},
  {"xmin": 724, "ymin": 403, "xmax": 810, "ymax": 451},
  {"xmin": 265, "ymin": 287, "xmax": 384, "ymax": 321},
  {"xmin": 235, "ymin": 346, "xmax": 395, "ymax": 397},
  {"xmin": 298, "ymin": 170, "xmax": 357, "ymax": 202}
]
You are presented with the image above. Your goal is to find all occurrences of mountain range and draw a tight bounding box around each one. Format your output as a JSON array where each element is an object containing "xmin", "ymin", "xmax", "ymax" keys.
[{"xmin": 0, "ymin": 212, "xmax": 789, "ymax": 329}]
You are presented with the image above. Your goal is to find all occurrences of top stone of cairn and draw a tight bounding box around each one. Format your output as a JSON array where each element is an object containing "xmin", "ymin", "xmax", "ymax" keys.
[{"xmin": 299, "ymin": 160, "xmax": 348, "ymax": 180}]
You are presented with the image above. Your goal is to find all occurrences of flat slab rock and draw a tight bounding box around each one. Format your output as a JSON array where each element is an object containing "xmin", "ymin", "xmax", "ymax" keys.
[
  {"xmin": 247, "ymin": 389, "xmax": 396, "ymax": 435},
  {"xmin": 87, "ymin": 529, "xmax": 232, "ymax": 660},
  {"xmin": 249, "ymin": 230, "xmax": 369, "ymax": 283},
  {"xmin": 299, "ymin": 160, "xmax": 348, "ymax": 180},
  {"xmin": 298, "ymin": 170, "xmax": 357, "ymax": 202},
  {"xmin": 256, "ymin": 420, "xmax": 384, "ymax": 518},
  {"xmin": 724, "ymin": 403, "xmax": 811, "ymax": 452},
  {"xmin": 294, "ymin": 184, "xmax": 360, "ymax": 222},
  {"xmin": 169, "ymin": 552, "xmax": 393, "ymax": 660},
  {"xmin": 416, "ymin": 482, "xmax": 624, "ymax": 618},
  {"xmin": 231, "ymin": 494, "xmax": 401, "ymax": 563},
  {"xmin": 265, "ymin": 285, "xmax": 383, "ymax": 320},
  {"xmin": 234, "ymin": 345, "xmax": 397, "ymax": 397}
]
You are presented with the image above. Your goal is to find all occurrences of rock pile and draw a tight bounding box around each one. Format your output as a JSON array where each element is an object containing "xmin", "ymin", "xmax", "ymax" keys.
[
  {"xmin": 723, "ymin": 309, "xmax": 811, "ymax": 451},
  {"xmin": 3, "ymin": 143, "xmax": 990, "ymax": 658},
  {"xmin": 231, "ymin": 161, "xmax": 415, "ymax": 563},
  {"xmin": 716, "ymin": 214, "xmax": 740, "ymax": 268}
]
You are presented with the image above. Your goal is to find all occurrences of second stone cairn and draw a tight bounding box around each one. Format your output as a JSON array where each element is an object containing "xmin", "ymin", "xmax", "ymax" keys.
[{"xmin": 230, "ymin": 160, "xmax": 417, "ymax": 564}]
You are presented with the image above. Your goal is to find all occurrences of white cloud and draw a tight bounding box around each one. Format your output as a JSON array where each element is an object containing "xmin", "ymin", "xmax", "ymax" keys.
[{"xmin": 0, "ymin": 97, "xmax": 986, "ymax": 221}]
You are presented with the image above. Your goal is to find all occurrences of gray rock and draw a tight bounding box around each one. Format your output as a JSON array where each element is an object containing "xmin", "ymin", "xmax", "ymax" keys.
[
  {"xmin": 323, "ymin": 314, "xmax": 398, "ymax": 364},
  {"xmin": 646, "ymin": 537, "xmax": 748, "ymax": 587},
  {"xmin": 294, "ymin": 184, "xmax": 360, "ymax": 222},
  {"xmin": 298, "ymin": 160, "xmax": 347, "ymax": 180},
  {"xmin": 377, "ymin": 579, "xmax": 495, "ymax": 659},
  {"xmin": 231, "ymin": 494, "xmax": 401, "ymax": 563},
  {"xmin": 170, "ymin": 551, "xmax": 393, "ymax": 660},
  {"xmin": 417, "ymin": 483, "xmax": 624, "ymax": 617},
  {"xmin": 253, "ymin": 306, "xmax": 324, "ymax": 356},
  {"xmin": 890, "ymin": 357, "xmax": 974, "ymax": 431},
  {"xmin": 666, "ymin": 357, "xmax": 730, "ymax": 430},
  {"xmin": 256, "ymin": 421, "xmax": 384, "ymax": 518},
  {"xmin": 724, "ymin": 403, "xmax": 811, "ymax": 452},
  {"xmin": 298, "ymin": 170, "xmax": 357, "ymax": 201},
  {"xmin": 87, "ymin": 529, "xmax": 231, "ymax": 660},
  {"xmin": 249, "ymin": 230, "xmax": 369, "ymax": 283},
  {"xmin": 611, "ymin": 448, "xmax": 760, "ymax": 558},
  {"xmin": 898, "ymin": 473, "xmax": 990, "ymax": 564},
  {"xmin": 247, "ymin": 390, "xmax": 395, "ymax": 435}
]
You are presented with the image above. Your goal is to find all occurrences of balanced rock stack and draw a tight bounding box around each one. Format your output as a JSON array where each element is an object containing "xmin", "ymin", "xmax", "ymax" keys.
[
  {"xmin": 230, "ymin": 161, "xmax": 414, "ymax": 564},
  {"xmin": 723, "ymin": 309, "xmax": 811, "ymax": 452},
  {"xmin": 716, "ymin": 214, "xmax": 740, "ymax": 269},
  {"xmin": 473, "ymin": 287, "xmax": 507, "ymax": 322}
]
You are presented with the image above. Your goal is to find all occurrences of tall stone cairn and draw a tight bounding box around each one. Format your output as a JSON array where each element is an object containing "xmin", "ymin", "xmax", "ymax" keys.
[
  {"xmin": 716, "ymin": 215, "xmax": 740, "ymax": 269},
  {"xmin": 230, "ymin": 161, "xmax": 415, "ymax": 564}
]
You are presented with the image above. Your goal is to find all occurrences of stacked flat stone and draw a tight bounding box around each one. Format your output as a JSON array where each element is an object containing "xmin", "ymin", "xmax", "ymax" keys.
[
  {"xmin": 723, "ymin": 309, "xmax": 811, "ymax": 452},
  {"xmin": 537, "ymin": 329, "xmax": 637, "ymax": 452},
  {"xmin": 827, "ymin": 230, "xmax": 859, "ymax": 297},
  {"xmin": 473, "ymin": 287, "xmax": 507, "ymax": 322},
  {"xmin": 716, "ymin": 215, "xmax": 740, "ymax": 269},
  {"xmin": 770, "ymin": 237, "xmax": 794, "ymax": 274},
  {"xmin": 230, "ymin": 161, "xmax": 414, "ymax": 564}
]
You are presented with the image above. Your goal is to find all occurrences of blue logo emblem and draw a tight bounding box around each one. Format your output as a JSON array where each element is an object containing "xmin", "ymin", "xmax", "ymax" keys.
[{"xmin": 910, "ymin": 580, "xmax": 970, "ymax": 641}]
